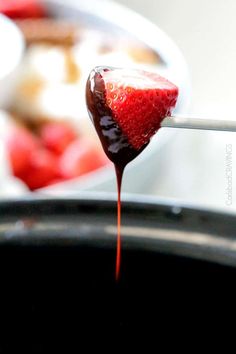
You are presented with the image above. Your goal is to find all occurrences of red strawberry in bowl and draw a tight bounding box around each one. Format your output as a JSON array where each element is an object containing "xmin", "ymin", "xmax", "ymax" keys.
[
  {"xmin": 6, "ymin": 124, "xmax": 40, "ymax": 176},
  {"xmin": 86, "ymin": 66, "xmax": 178, "ymax": 167},
  {"xmin": 19, "ymin": 149, "xmax": 59, "ymax": 190},
  {"xmin": 40, "ymin": 122, "xmax": 77, "ymax": 156},
  {"xmin": 59, "ymin": 138, "xmax": 109, "ymax": 179},
  {"xmin": 0, "ymin": 0, "xmax": 46, "ymax": 19}
]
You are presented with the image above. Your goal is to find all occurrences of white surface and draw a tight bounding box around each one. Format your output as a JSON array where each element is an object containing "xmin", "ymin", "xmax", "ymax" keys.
[
  {"xmin": 0, "ymin": 16, "xmax": 23, "ymax": 79},
  {"xmin": 114, "ymin": 0, "xmax": 236, "ymax": 211},
  {"xmin": 0, "ymin": 15, "xmax": 25, "ymax": 108}
]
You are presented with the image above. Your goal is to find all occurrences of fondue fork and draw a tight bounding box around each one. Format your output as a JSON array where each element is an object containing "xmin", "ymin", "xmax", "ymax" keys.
[{"xmin": 161, "ymin": 116, "xmax": 236, "ymax": 132}]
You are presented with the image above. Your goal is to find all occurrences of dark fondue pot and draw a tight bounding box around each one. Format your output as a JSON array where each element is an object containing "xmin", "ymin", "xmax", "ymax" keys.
[{"xmin": 0, "ymin": 197, "xmax": 235, "ymax": 351}]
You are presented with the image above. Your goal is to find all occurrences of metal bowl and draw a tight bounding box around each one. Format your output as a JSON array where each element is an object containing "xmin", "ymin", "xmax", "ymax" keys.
[
  {"xmin": 0, "ymin": 196, "xmax": 234, "ymax": 350},
  {"xmin": 36, "ymin": 0, "xmax": 190, "ymax": 195}
]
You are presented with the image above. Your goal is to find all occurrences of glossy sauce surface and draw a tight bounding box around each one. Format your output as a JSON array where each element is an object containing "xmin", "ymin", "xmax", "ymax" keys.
[{"xmin": 86, "ymin": 67, "xmax": 144, "ymax": 168}]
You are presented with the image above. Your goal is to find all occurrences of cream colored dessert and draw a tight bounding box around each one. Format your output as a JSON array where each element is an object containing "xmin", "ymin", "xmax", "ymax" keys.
[{"xmin": 11, "ymin": 26, "xmax": 162, "ymax": 129}]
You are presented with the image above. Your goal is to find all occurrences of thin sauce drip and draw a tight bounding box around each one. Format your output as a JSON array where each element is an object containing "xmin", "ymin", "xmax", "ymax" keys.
[
  {"xmin": 86, "ymin": 67, "xmax": 145, "ymax": 280},
  {"xmin": 115, "ymin": 164, "xmax": 124, "ymax": 281}
]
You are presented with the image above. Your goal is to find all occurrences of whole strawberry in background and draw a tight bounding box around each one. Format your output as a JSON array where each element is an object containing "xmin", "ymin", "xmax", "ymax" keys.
[
  {"xmin": 6, "ymin": 124, "xmax": 40, "ymax": 177},
  {"xmin": 59, "ymin": 138, "xmax": 109, "ymax": 180},
  {"xmin": 0, "ymin": 0, "xmax": 45, "ymax": 19},
  {"xmin": 6, "ymin": 124, "xmax": 59, "ymax": 190},
  {"xmin": 5, "ymin": 120, "xmax": 109, "ymax": 190},
  {"xmin": 40, "ymin": 122, "xmax": 77, "ymax": 156}
]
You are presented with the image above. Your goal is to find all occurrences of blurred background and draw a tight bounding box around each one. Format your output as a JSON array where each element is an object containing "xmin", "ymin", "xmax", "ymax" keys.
[
  {"xmin": 0, "ymin": 0, "xmax": 236, "ymax": 211},
  {"xmin": 115, "ymin": 0, "xmax": 236, "ymax": 210}
]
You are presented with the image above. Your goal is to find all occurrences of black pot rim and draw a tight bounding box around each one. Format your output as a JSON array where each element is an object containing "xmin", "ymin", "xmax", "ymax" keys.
[{"xmin": 0, "ymin": 194, "xmax": 236, "ymax": 268}]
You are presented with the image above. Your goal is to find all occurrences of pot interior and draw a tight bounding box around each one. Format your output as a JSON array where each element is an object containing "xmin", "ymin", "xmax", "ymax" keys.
[{"xmin": 0, "ymin": 198, "xmax": 235, "ymax": 351}]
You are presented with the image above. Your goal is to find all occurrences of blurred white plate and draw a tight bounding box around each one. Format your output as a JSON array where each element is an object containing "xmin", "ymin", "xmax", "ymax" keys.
[
  {"xmin": 0, "ymin": 14, "xmax": 25, "ymax": 108},
  {"xmin": 36, "ymin": 0, "xmax": 191, "ymax": 195}
]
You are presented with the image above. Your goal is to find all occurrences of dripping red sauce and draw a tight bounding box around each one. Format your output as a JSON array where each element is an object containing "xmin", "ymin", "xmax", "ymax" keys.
[{"xmin": 86, "ymin": 67, "xmax": 146, "ymax": 280}]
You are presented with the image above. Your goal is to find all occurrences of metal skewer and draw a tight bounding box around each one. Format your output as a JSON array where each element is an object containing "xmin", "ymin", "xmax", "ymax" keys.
[{"xmin": 161, "ymin": 116, "xmax": 236, "ymax": 132}]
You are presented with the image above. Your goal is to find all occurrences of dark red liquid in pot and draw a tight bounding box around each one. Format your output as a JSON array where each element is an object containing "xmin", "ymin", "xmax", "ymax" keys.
[{"xmin": 86, "ymin": 67, "xmax": 146, "ymax": 280}]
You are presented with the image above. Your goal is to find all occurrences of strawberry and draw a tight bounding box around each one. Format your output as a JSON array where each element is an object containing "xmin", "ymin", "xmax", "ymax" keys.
[
  {"xmin": 40, "ymin": 122, "xmax": 77, "ymax": 155},
  {"xmin": 19, "ymin": 149, "xmax": 59, "ymax": 190},
  {"xmin": 59, "ymin": 139, "xmax": 109, "ymax": 179},
  {"xmin": 6, "ymin": 124, "xmax": 39, "ymax": 176},
  {"xmin": 0, "ymin": 0, "xmax": 46, "ymax": 19},
  {"xmin": 87, "ymin": 66, "xmax": 178, "ymax": 151}
]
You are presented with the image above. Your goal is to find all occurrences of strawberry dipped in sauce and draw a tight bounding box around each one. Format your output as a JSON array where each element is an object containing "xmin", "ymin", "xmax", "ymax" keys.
[{"xmin": 86, "ymin": 66, "xmax": 178, "ymax": 280}]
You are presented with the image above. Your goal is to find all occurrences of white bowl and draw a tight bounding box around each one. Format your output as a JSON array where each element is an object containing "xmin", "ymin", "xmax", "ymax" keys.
[
  {"xmin": 0, "ymin": 15, "xmax": 25, "ymax": 108},
  {"xmin": 36, "ymin": 0, "xmax": 191, "ymax": 195}
]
